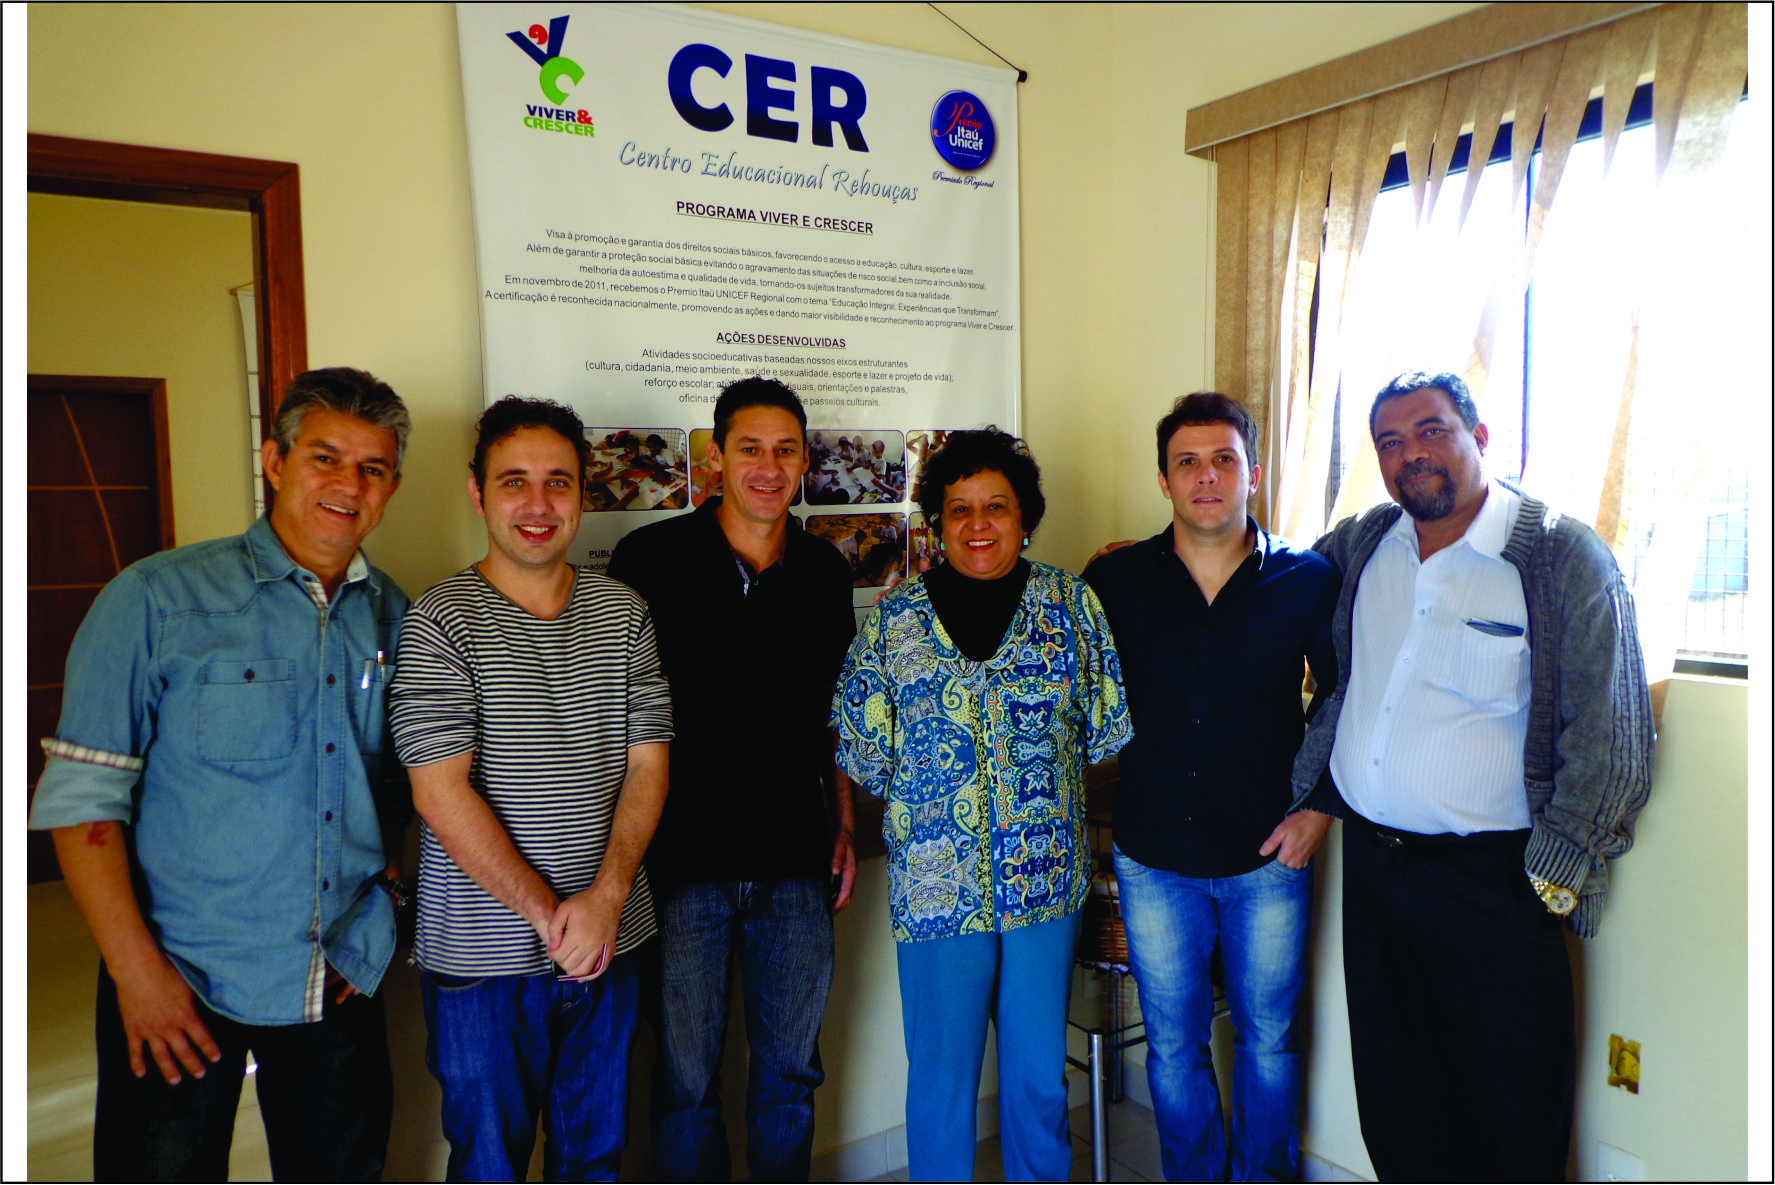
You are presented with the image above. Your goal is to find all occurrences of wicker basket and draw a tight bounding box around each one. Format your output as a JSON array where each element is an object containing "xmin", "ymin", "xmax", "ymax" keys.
[
  {"xmin": 1079, "ymin": 887, "xmax": 1128, "ymax": 968},
  {"xmin": 1079, "ymin": 760, "xmax": 1128, "ymax": 968}
]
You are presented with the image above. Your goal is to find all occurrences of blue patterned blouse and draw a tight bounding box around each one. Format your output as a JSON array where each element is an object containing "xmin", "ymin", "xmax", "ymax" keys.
[{"xmin": 832, "ymin": 562, "xmax": 1133, "ymax": 943}]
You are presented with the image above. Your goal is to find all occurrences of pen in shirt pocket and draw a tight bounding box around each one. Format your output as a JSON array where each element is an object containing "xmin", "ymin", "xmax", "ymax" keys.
[
  {"xmin": 1465, "ymin": 618, "xmax": 1524, "ymax": 637},
  {"xmin": 361, "ymin": 650, "xmax": 387, "ymax": 688}
]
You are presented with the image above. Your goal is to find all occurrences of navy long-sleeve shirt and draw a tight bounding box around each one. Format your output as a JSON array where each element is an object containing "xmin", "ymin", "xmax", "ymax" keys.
[
  {"xmin": 607, "ymin": 498, "xmax": 856, "ymax": 885},
  {"xmin": 1083, "ymin": 521, "xmax": 1338, "ymax": 878}
]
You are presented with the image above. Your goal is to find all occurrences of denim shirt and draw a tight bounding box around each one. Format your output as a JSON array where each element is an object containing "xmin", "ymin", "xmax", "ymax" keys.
[{"xmin": 30, "ymin": 515, "xmax": 407, "ymax": 1026}]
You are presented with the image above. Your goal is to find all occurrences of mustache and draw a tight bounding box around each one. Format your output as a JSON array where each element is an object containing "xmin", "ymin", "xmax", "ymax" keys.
[{"xmin": 1396, "ymin": 460, "xmax": 1450, "ymax": 484}]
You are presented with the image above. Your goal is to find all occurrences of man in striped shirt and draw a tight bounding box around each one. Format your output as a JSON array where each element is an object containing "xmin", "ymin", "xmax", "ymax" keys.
[{"xmin": 390, "ymin": 396, "xmax": 672, "ymax": 1181}]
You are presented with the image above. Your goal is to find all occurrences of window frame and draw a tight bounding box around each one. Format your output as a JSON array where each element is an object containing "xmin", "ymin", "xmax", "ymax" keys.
[{"xmin": 1341, "ymin": 81, "xmax": 1750, "ymax": 677}]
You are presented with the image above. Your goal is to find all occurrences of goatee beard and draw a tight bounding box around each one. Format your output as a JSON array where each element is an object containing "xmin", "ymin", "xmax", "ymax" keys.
[{"xmin": 1395, "ymin": 462, "xmax": 1456, "ymax": 521}]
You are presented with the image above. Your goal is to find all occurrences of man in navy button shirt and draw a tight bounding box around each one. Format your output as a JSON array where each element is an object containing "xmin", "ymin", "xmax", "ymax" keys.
[
  {"xmin": 30, "ymin": 368, "xmax": 411, "ymax": 1182},
  {"xmin": 608, "ymin": 377, "xmax": 857, "ymax": 1181},
  {"xmin": 1084, "ymin": 392, "xmax": 1337, "ymax": 1182}
]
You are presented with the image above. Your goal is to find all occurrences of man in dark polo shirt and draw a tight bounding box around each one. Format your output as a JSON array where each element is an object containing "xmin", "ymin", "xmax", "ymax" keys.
[
  {"xmin": 1084, "ymin": 392, "xmax": 1338, "ymax": 1182},
  {"xmin": 607, "ymin": 376, "xmax": 857, "ymax": 1182}
]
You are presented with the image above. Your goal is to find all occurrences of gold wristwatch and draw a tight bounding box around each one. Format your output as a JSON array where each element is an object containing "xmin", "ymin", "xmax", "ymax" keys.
[{"xmin": 1529, "ymin": 876, "xmax": 1576, "ymax": 916}]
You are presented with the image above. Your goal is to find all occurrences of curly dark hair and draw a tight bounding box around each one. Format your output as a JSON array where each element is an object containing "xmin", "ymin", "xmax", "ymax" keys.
[
  {"xmin": 913, "ymin": 426, "xmax": 1046, "ymax": 538},
  {"xmin": 471, "ymin": 396, "xmax": 591, "ymax": 491}
]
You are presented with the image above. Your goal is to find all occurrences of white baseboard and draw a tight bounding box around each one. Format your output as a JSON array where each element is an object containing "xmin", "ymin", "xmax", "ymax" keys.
[{"xmin": 1302, "ymin": 1151, "xmax": 1372, "ymax": 1181}]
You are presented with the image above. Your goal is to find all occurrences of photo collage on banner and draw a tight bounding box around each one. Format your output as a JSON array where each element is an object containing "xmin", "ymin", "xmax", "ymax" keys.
[{"xmin": 456, "ymin": 2, "xmax": 1020, "ymax": 620}]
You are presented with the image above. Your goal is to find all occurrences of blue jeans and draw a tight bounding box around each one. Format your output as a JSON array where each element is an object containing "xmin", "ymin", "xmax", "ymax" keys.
[
  {"xmin": 1114, "ymin": 847, "xmax": 1311, "ymax": 1182},
  {"xmin": 92, "ymin": 963, "xmax": 392, "ymax": 1182},
  {"xmin": 649, "ymin": 878, "xmax": 833, "ymax": 1181},
  {"xmin": 894, "ymin": 911, "xmax": 1081, "ymax": 1182},
  {"xmin": 421, "ymin": 956, "xmax": 640, "ymax": 1182}
]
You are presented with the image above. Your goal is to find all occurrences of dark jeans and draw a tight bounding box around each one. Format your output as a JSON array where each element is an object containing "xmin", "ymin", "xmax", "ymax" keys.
[
  {"xmin": 421, "ymin": 956, "xmax": 640, "ymax": 1183},
  {"xmin": 648, "ymin": 877, "xmax": 833, "ymax": 1182},
  {"xmin": 93, "ymin": 963, "xmax": 391, "ymax": 1182},
  {"xmin": 1342, "ymin": 820, "xmax": 1576, "ymax": 1182}
]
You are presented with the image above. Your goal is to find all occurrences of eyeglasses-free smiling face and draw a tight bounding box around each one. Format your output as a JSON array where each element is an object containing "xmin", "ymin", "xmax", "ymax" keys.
[
  {"xmin": 709, "ymin": 405, "xmax": 808, "ymax": 527},
  {"xmin": 471, "ymin": 425, "xmax": 584, "ymax": 576},
  {"xmin": 262, "ymin": 407, "xmax": 402, "ymax": 576},
  {"xmin": 941, "ymin": 469, "xmax": 1024, "ymax": 581}
]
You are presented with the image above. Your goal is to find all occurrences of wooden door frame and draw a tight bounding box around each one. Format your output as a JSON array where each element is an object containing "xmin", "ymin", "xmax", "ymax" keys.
[{"xmin": 27, "ymin": 134, "xmax": 308, "ymax": 504}]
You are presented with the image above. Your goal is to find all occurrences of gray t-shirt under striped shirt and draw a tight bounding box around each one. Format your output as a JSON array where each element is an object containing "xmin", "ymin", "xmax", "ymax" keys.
[{"xmin": 390, "ymin": 566, "xmax": 672, "ymax": 975}]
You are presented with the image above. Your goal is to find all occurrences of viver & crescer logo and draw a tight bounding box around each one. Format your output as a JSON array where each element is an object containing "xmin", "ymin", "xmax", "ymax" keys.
[{"xmin": 507, "ymin": 15, "xmax": 595, "ymax": 139}]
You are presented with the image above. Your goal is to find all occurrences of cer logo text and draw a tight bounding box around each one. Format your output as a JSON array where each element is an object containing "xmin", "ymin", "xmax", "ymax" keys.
[{"xmin": 668, "ymin": 43, "xmax": 869, "ymax": 152}]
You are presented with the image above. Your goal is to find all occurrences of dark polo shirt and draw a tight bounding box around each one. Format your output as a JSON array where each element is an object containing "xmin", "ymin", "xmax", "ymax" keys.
[
  {"xmin": 608, "ymin": 497, "xmax": 856, "ymax": 885},
  {"xmin": 1083, "ymin": 520, "xmax": 1338, "ymax": 878}
]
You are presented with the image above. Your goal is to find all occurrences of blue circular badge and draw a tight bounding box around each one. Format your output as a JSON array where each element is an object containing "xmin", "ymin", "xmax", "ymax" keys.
[{"xmin": 931, "ymin": 91, "xmax": 995, "ymax": 172}]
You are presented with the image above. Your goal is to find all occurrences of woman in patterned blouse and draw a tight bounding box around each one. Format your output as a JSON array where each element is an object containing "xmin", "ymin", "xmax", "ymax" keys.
[{"xmin": 832, "ymin": 428, "xmax": 1133, "ymax": 1181}]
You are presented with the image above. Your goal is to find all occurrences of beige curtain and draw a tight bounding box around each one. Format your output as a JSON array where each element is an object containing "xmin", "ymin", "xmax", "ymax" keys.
[{"xmin": 1212, "ymin": 2, "xmax": 1749, "ymax": 701}]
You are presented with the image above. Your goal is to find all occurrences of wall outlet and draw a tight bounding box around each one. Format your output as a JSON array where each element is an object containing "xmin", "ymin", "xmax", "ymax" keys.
[
  {"xmin": 1598, "ymin": 1141, "xmax": 1643, "ymax": 1182},
  {"xmin": 1607, "ymin": 1033, "xmax": 1641, "ymax": 1092}
]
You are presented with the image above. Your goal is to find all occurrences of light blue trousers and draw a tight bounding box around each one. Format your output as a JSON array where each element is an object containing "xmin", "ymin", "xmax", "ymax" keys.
[{"xmin": 895, "ymin": 911, "xmax": 1080, "ymax": 1181}]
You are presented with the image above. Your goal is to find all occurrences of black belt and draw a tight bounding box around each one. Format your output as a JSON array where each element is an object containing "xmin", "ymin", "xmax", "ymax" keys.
[{"xmin": 1353, "ymin": 815, "xmax": 1529, "ymax": 850}]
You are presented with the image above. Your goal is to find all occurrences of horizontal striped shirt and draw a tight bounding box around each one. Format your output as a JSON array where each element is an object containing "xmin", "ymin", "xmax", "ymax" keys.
[
  {"xmin": 1331, "ymin": 482, "xmax": 1532, "ymax": 835},
  {"xmin": 390, "ymin": 566, "xmax": 672, "ymax": 975}
]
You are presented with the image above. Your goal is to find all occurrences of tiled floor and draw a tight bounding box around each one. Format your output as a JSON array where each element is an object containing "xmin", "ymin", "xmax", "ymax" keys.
[
  {"xmin": 25, "ymin": 879, "xmax": 435, "ymax": 1183},
  {"xmin": 28, "ymin": 878, "xmax": 1162, "ymax": 1182},
  {"xmin": 856, "ymin": 1097, "xmax": 1164, "ymax": 1183},
  {"xmin": 26, "ymin": 881, "xmax": 108, "ymax": 1183}
]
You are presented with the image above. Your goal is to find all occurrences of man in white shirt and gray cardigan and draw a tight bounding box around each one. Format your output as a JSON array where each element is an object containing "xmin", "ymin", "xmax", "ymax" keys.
[{"xmin": 1293, "ymin": 371, "xmax": 1653, "ymax": 1181}]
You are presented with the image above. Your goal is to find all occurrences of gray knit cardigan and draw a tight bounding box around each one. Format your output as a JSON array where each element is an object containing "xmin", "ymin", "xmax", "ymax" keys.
[{"xmin": 1289, "ymin": 487, "xmax": 1655, "ymax": 937}]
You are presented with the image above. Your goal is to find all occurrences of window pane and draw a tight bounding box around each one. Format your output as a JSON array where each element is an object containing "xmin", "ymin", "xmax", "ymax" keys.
[
  {"xmin": 1332, "ymin": 96, "xmax": 1760, "ymax": 664},
  {"xmin": 1337, "ymin": 158, "xmax": 1526, "ymax": 489}
]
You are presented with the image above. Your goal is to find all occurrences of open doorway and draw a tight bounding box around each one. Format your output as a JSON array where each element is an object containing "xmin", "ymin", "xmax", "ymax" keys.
[{"xmin": 25, "ymin": 137, "xmax": 309, "ymax": 882}]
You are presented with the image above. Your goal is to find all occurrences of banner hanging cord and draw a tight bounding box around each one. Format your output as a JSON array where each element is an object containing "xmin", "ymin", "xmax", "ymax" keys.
[{"xmin": 927, "ymin": 4, "xmax": 1028, "ymax": 82}]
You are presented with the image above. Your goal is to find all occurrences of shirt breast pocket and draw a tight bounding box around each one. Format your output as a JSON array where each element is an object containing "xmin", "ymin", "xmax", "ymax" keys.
[
  {"xmin": 1450, "ymin": 628, "xmax": 1530, "ymax": 714},
  {"xmin": 355, "ymin": 658, "xmax": 396, "ymax": 755},
  {"xmin": 197, "ymin": 659, "xmax": 298, "ymax": 762}
]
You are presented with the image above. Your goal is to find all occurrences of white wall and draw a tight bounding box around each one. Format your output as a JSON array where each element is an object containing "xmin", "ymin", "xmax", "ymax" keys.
[
  {"xmin": 1569, "ymin": 676, "xmax": 1751, "ymax": 1182},
  {"xmin": 1103, "ymin": 2, "xmax": 1486, "ymax": 545},
  {"xmin": 29, "ymin": 3, "xmax": 491, "ymax": 592}
]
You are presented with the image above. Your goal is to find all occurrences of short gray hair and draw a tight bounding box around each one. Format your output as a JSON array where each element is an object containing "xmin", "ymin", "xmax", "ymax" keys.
[{"xmin": 272, "ymin": 367, "xmax": 411, "ymax": 472}]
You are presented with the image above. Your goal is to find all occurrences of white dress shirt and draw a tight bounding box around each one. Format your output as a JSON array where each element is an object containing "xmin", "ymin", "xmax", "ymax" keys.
[{"xmin": 1332, "ymin": 481, "xmax": 1532, "ymax": 835}]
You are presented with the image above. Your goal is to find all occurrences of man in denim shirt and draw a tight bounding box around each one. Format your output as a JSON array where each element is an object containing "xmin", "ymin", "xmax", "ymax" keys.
[{"xmin": 30, "ymin": 368, "xmax": 411, "ymax": 1182}]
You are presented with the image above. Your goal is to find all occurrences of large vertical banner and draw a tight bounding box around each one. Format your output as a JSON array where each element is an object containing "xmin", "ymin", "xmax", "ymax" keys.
[{"xmin": 456, "ymin": 3, "xmax": 1020, "ymax": 604}]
